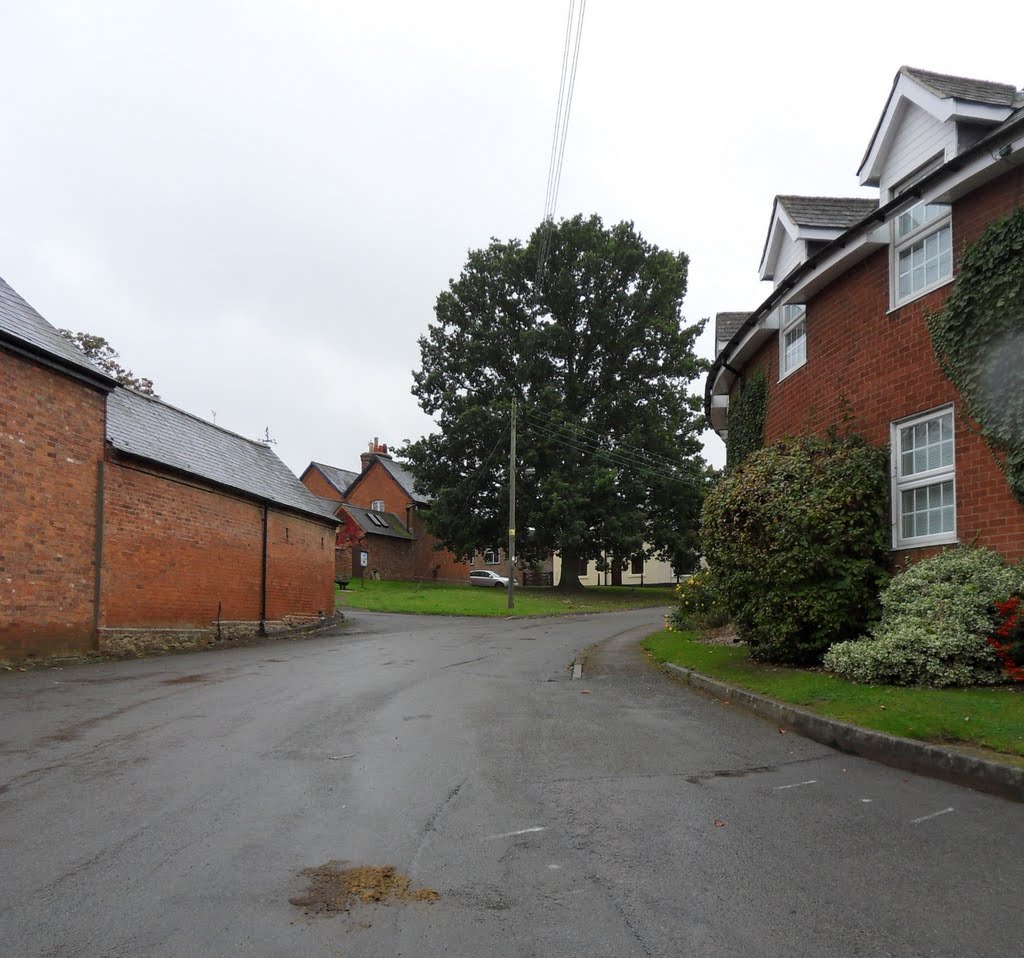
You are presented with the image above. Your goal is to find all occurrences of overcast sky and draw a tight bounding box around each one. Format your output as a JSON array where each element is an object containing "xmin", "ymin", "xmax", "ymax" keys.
[{"xmin": 1, "ymin": 2, "xmax": 1019, "ymax": 475}]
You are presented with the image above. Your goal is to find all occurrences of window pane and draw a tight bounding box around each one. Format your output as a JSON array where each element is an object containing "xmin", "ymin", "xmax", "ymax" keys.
[
  {"xmin": 783, "ymin": 319, "xmax": 806, "ymax": 373},
  {"xmin": 901, "ymin": 480, "xmax": 954, "ymax": 539},
  {"xmin": 897, "ymin": 225, "xmax": 952, "ymax": 301},
  {"xmin": 901, "ymin": 412, "xmax": 954, "ymax": 476}
]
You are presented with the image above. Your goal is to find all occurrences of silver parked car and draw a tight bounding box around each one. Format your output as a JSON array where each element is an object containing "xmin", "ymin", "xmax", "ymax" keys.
[{"xmin": 469, "ymin": 569, "xmax": 513, "ymax": 588}]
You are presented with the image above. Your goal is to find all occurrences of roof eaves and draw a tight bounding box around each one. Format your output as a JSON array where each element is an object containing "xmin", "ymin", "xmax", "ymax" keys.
[{"xmin": 706, "ymin": 109, "xmax": 1024, "ymax": 425}]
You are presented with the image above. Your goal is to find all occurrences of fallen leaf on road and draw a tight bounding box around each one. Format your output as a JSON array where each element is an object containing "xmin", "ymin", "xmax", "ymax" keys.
[
  {"xmin": 777, "ymin": 728, "xmax": 787, "ymax": 734},
  {"xmin": 714, "ymin": 819, "xmax": 726, "ymax": 828},
  {"xmin": 581, "ymin": 689, "xmax": 591, "ymax": 694}
]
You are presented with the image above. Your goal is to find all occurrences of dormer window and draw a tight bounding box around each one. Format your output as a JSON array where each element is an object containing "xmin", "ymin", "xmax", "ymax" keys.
[
  {"xmin": 892, "ymin": 199, "xmax": 952, "ymax": 306},
  {"xmin": 371, "ymin": 500, "xmax": 385, "ymax": 512},
  {"xmin": 779, "ymin": 305, "xmax": 807, "ymax": 379}
]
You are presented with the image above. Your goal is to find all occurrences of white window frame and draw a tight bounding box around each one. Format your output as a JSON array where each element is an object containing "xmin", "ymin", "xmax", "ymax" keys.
[
  {"xmin": 892, "ymin": 160, "xmax": 954, "ymax": 309},
  {"xmin": 778, "ymin": 304, "xmax": 807, "ymax": 380},
  {"xmin": 484, "ymin": 547, "xmax": 500, "ymax": 565},
  {"xmin": 371, "ymin": 500, "xmax": 385, "ymax": 512},
  {"xmin": 890, "ymin": 405, "xmax": 957, "ymax": 549}
]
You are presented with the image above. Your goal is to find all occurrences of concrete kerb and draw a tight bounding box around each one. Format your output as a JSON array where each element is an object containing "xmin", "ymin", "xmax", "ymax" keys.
[{"xmin": 663, "ymin": 662, "xmax": 1024, "ymax": 804}]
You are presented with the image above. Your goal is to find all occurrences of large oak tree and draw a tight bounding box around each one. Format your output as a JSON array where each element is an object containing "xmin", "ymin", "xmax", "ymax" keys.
[{"xmin": 404, "ymin": 214, "xmax": 709, "ymax": 590}]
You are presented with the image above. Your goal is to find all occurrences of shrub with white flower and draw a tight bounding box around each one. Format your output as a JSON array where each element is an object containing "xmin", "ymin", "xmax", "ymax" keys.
[{"xmin": 824, "ymin": 547, "xmax": 1023, "ymax": 687}]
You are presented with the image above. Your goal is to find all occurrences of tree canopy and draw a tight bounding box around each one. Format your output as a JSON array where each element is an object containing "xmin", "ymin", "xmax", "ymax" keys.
[
  {"xmin": 58, "ymin": 329, "xmax": 157, "ymax": 396},
  {"xmin": 403, "ymin": 214, "xmax": 710, "ymax": 589}
]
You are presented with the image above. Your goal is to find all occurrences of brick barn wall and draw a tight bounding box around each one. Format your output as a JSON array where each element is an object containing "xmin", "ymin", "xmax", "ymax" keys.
[
  {"xmin": 0, "ymin": 352, "xmax": 107, "ymax": 657},
  {"xmin": 101, "ymin": 461, "xmax": 337, "ymax": 627},
  {"xmin": 100, "ymin": 461, "xmax": 264, "ymax": 626},
  {"xmin": 745, "ymin": 166, "xmax": 1024, "ymax": 563},
  {"xmin": 265, "ymin": 511, "xmax": 336, "ymax": 617},
  {"xmin": 301, "ymin": 468, "xmax": 342, "ymax": 502}
]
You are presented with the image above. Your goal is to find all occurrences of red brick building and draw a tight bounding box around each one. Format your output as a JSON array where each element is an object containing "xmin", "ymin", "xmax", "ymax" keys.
[
  {"xmin": 706, "ymin": 67, "xmax": 1024, "ymax": 564},
  {"xmin": 1, "ymin": 276, "xmax": 338, "ymax": 660},
  {"xmin": 302, "ymin": 440, "xmax": 470, "ymax": 583}
]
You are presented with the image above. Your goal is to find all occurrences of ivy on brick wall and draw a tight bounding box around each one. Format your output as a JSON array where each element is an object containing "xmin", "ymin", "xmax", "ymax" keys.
[
  {"xmin": 725, "ymin": 368, "xmax": 767, "ymax": 470},
  {"xmin": 927, "ymin": 208, "xmax": 1024, "ymax": 505}
]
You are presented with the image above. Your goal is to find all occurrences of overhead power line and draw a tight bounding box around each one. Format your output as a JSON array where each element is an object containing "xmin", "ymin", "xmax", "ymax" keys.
[
  {"xmin": 520, "ymin": 409, "xmax": 708, "ymax": 489},
  {"xmin": 520, "ymin": 406, "xmax": 696, "ymax": 476},
  {"xmin": 536, "ymin": 0, "xmax": 588, "ymax": 289}
]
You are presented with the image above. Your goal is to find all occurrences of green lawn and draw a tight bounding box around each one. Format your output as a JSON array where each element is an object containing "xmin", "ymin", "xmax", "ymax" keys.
[
  {"xmin": 643, "ymin": 631, "xmax": 1024, "ymax": 761},
  {"xmin": 336, "ymin": 579, "xmax": 675, "ymax": 617}
]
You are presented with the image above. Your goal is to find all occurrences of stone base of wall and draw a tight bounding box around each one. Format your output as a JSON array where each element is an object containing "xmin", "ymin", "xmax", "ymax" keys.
[{"xmin": 1, "ymin": 613, "xmax": 344, "ymax": 668}]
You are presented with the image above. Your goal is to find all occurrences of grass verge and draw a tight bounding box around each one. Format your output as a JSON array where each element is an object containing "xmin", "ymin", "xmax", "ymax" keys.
[
  {"xmin": 337, "ymin": 579, "xmax": 675, "ymax": 617},
  {"xmin": 643, "ymin": 630, "xmax": 1024, "ymax": 761}
]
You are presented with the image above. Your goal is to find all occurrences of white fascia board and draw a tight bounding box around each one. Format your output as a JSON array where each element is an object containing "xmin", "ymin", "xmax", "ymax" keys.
[
  {"xmin": 794, "ymin": 225, "xmax": 843, "ymax": 242},
  {"xmin": 948, "ymin": 100, "xmax": 1013, "ymax": 124},
  {"xmin": 727, "ymin": 324, "xmax": 776, "ymax": 366},
  {"xmin": 929, "ymin": 129, "xmax": 1024, "ymax": 205},
  {"xmin": 709, "ymin": 393, "xmax": 729, "ymax": 433},
  {"xmin": 786, "ymin": 224, "xmax": 889, "ymax": 303},
  {"xmin": 759, "ymin": 204, "xmax": 798, "ymax": 281}
]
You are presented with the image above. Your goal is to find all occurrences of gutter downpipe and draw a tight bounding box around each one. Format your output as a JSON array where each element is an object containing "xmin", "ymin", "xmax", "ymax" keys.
[{"xmin": 259, "ymin": 504, "xmax": 268, "ymax": 635}]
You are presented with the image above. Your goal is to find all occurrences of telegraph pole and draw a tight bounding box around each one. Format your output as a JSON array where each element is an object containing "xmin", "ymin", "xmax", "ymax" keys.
[{"xmin": 507, "ymin": 397, "xmax": 517, "ymax": 610}]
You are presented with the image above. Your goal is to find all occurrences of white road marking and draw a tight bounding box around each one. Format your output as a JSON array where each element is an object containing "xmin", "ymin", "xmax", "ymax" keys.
[
  {"xmin": 484, "ymin": 826, "xmax": 546, "ymax": 840},
  {"xmin": 572, "ymin": 662, "xmax": 582, "ymax": 679},
  {"xmin": 547, "ymin": 864, "xmax": 561, "ymax": 870},
  {"xmin": 773, "ymin": 780, "xmax": 817, "ymax": 790},
  {"xmin": 911, "ymin": 807, "xmax": 955, "ymax": 824}
]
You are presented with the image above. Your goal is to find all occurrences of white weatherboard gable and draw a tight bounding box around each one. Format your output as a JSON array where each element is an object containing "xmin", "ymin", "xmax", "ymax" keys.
[
  {"xmin": 760, "ymin": 202, "xmax": 860, "ymax": 286},
  {"xmin": 860, "ymin": 71, "xmax": 1014, "ymax": 190}
]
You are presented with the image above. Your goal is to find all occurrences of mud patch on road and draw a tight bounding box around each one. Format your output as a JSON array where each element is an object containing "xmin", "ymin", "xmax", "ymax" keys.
[
  {"xmin": 290, "ymin": 862, "xmax": 439, "ymax": 916},
  {"xmin": 161, "ymin": 674, "xmax": 208, "ymax": 685}
]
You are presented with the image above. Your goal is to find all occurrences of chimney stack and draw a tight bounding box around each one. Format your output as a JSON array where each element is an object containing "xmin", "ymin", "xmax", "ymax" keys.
[{"xmin": 360, "ymin": 437, "xmax": 392, "ymax": 471}]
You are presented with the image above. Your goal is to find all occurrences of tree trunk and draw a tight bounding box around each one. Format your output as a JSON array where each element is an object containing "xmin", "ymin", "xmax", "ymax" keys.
[{"xmin": 555, "ymin": 548, "xmax": 586, "ymax": 592}]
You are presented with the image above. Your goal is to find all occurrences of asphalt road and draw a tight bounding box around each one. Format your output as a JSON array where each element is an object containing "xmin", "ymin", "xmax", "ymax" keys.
[{"xmin": 2, "ymin": 609, "xmax": 1021, "ymax": 958}]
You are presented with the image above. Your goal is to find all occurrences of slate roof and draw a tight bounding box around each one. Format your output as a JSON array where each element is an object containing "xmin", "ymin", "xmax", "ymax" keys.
[
  {"xmin": 715, "ymin": 312, "xmax": 750, "ymax": 345},
  {"xmin": 342, "ymin": 504, "xmax": 414, "ymax": 540},
  {"xmin": 902, "ymin": 66, "xmax": 1022, "ymax": 108},
  {"xmin": 106, "ymin": 389, "xmax": 338, "ymax": 523},
  {"xmin": 309, "ymin": 461, "xmax": 360, "ymax": 498},
  {"xmin": 0, "ymin": 275, "xmax": 114, "ymax": 382},
  {"xmin": 777, "ymin": 196, "xmax": 879, "ymax": 229},
  {"xmin": 378, "ymin": 458, "xmax": 432, "ymax": 504}
]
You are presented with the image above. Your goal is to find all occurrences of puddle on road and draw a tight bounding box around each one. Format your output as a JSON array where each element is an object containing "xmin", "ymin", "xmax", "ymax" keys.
[
  {"xmin": 290, "ymin": 863, "xmax": 439, "ymax": 916},
  {"xmin": 161, "ymin": 674, "xmax": 208, "ymax": 685}
]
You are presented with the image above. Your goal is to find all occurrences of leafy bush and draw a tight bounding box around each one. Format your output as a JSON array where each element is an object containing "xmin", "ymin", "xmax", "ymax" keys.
[
  {"xmin": 726, "ymin": 368, "xmax": 767, "ymax": 470},
  {"xmin": 989, "ymin": 594, "xmax": 1024, "ymax": 682},
  {"xmin": 701, "ymin": 434, "xmax": 890, "ymax": 665},
  {"xmin": 824, "ymin": 547, "xmax": 1023, "ymax": 687},
  {"xmin": 667, "ymin": 569, "xmax": 731, "ymax": 631}
]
